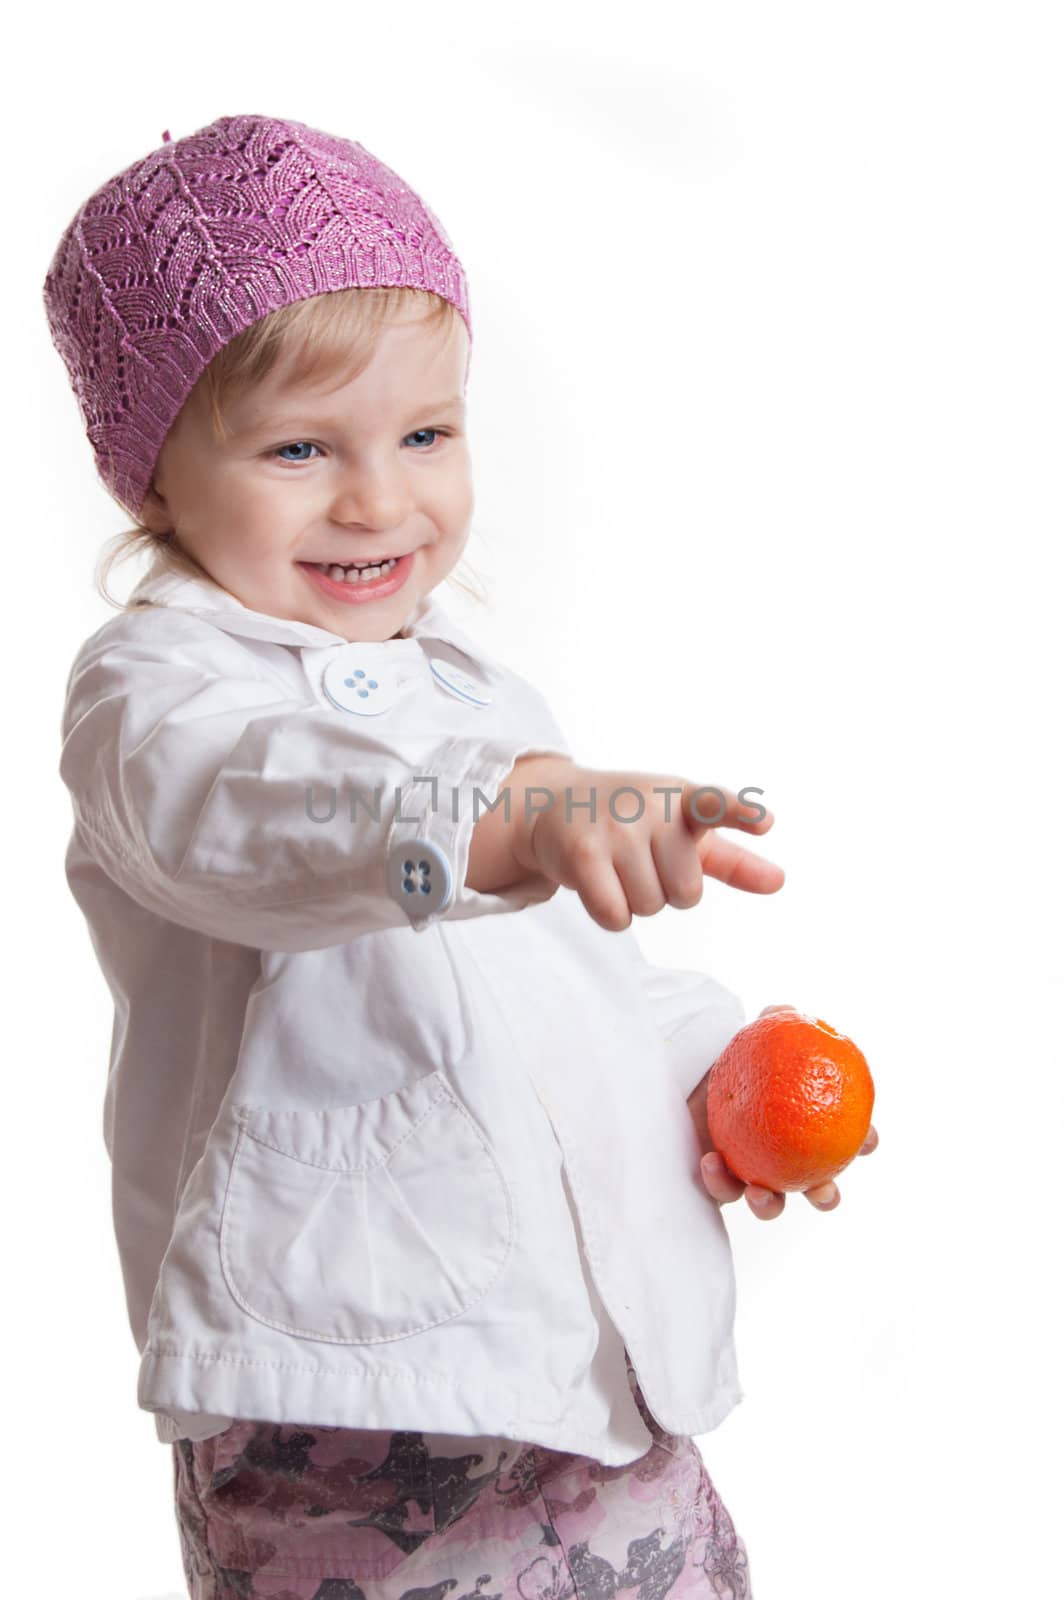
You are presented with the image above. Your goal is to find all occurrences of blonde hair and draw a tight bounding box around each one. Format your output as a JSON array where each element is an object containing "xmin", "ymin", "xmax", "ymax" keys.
[{"xmin": 95, "ymin": 285, "xmax": 487, "ymax": 613}]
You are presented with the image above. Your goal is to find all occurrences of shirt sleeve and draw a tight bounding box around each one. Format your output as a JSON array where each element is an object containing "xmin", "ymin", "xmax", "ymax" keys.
[
  {"xmin": 59, "ymin": 611, "xmax": 574, "ymax": 953},
  {"xmin": 634, "ymin": 949, "xmax": 747, "ymax": 1102}
]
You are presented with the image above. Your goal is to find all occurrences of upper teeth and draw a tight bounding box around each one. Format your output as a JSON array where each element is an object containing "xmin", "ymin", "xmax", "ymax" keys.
[{"xmin": 314, "ymin": 558, "xmax": 398, "ymax": 583}]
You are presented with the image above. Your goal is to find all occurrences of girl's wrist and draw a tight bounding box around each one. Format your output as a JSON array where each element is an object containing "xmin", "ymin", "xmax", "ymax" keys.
[
  {"xmin": 508, "ymin": 754, "xmax": 576, "ymax": 875},
  {"xmin": 466, "ymin": 755, "xmax": 573, "ymax": 895}
]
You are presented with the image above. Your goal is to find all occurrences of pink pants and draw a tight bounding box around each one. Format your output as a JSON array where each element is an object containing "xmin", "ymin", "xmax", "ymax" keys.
[{"xmin": 172, "ymin": 1356, "xmax": 753, "ymax": 1598}]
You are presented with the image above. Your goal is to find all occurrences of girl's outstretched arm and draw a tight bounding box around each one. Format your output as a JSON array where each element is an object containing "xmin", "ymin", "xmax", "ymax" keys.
[{"xmin": 60, "ymin": 609, "xmax": 572, "ymax": 951}]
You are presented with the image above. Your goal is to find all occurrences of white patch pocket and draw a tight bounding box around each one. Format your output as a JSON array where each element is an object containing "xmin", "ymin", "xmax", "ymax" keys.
[{"xmin": 220, "ymin": 1069, "xmax": 515, "ymax": 1343}]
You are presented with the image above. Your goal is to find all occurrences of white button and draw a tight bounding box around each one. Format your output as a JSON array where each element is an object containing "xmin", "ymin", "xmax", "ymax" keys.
[
  {"xmin": 428, "ymin": 656, "xmax": 492, "ymax": 707},
  {"xmin": 322, "ymin": 651, "xmax": 400, "ymax": 716},
  {"xmin": 387, "ymin": 837, "xmax": 453, "ymax": 917}
]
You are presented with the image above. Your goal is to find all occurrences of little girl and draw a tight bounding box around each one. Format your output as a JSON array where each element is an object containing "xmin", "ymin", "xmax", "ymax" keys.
[{"xmin": 45, "ymin": 112, "xmax": 870, "ymax": 1600}]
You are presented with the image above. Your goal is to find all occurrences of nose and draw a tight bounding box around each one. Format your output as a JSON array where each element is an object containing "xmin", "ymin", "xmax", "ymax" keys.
[{"xmin": 329, "ymin": 456, "xmax": 414, "ymax": 532}]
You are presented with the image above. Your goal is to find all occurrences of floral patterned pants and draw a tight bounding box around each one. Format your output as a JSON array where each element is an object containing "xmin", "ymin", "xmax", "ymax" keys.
[{"xmin": 172, "ymin": 1355, "xmax": 752, "ymax": 1599}]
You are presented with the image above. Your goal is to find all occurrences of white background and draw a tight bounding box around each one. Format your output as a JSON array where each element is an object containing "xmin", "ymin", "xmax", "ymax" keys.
[{"xmin": 8, "ymin": 2, "xmax": 1062, "ymax": 1596}]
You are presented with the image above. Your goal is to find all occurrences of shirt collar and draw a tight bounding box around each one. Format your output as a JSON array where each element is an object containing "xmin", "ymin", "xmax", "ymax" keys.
[{"xmin": 125, "ymin": 552, "xmax": 495, "ymax": 672}]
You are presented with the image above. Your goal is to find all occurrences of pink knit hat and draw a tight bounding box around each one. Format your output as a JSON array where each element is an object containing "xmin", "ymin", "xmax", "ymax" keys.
[{"xmin": 42, "ymin": 113, "xmax": 473, "ymax": 521}]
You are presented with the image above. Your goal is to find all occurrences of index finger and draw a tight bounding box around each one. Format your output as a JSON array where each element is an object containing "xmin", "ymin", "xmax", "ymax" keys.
[
  {"xmin": 681, "ymin": 782, "xmax": 775, "ymax": 836},
  {"xmin": 697, "ymin": 829, "xmax": 785, "ymax": 895}
]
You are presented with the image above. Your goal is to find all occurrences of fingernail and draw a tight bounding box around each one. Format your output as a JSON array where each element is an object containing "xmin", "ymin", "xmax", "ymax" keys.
[
  {"xmin": 701, "ymin": 1154, "xmax": 721, "ymax": 1179},
  {"xmin": 749, "ymin": 1187, "xmax": 773, "ymax": 1205}
]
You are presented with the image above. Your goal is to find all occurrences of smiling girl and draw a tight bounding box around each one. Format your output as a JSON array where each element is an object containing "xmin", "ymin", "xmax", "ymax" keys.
[{"xmin": 44, "ymin": 111, "xmax": 873, "ymax": 1600}]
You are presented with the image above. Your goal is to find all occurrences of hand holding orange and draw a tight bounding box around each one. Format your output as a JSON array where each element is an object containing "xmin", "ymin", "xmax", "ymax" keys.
[{"xmin": 698, "ymin": 1005, "xmax": 878, "ymax": 1217}]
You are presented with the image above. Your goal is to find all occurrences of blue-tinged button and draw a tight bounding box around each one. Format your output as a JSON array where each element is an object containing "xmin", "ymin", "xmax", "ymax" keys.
[
  {"xmin": 322, "ymin": 651, "xmax": 400, "ymax": 716},
  {"xmin": 386, "ymin": 837, "xmax": 453, "ymax": 918},
  {"xmin": 428, "ymin": 656, "xmax": 492, "ymax": 707}
]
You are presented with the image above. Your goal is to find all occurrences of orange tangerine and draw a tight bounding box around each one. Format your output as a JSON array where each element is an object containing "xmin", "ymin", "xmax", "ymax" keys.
[{"xmin": 705, "ymin": 1012, "xmax": 875, "ymax": 1193}]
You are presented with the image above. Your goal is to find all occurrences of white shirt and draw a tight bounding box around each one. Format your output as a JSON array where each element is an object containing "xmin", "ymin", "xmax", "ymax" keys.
[{"xmin": 59, "ymin": 553, "xmax": 748, "ymax": 1466}]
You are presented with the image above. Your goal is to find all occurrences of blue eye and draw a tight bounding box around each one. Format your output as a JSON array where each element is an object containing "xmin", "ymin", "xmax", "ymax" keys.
[
  {"xmin": 274, "ymin": 441, "xmax": 321, "ymax": 463},
  {"xmin": 273, "ymin": 429, "xmax": 449, "ymax": 465}
]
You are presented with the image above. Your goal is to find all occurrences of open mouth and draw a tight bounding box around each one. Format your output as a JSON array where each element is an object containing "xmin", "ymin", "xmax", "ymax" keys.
[{"xmin": 296, "ymin": 552, "xmax": 414, "ymax": 603}]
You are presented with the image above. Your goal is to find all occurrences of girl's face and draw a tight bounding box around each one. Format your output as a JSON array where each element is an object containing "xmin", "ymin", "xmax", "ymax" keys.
[{"xmin": 142, "ymin": 310, "xmax": 473, "ymax": 642}]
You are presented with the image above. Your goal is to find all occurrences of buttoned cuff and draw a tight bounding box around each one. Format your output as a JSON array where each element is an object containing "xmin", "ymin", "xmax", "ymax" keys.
[{"xmin": 385, "ymin": 734, "xmax": 572, "ymax": 931}]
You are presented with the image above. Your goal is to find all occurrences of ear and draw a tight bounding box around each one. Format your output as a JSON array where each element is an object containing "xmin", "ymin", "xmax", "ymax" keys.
[{"xmin": 138, "ymin": 479, "xmax": 173, "ymax": 535}]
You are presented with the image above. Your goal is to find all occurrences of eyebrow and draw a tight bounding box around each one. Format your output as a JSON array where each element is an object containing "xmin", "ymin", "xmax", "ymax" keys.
[{"xmin": 231, "ymin": 395, "xmax": 466, "ymax": 438}]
